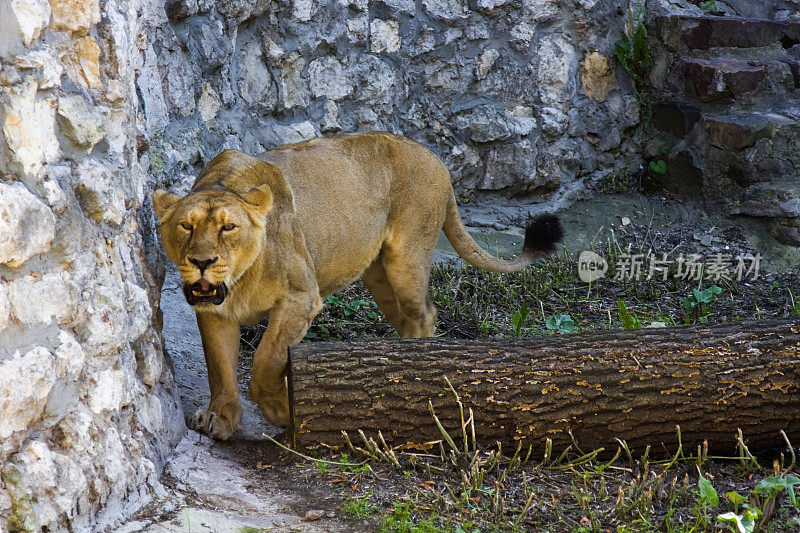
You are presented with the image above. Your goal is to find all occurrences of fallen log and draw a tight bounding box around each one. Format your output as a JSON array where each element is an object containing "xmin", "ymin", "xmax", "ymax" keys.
[{"xmin": 288, "ymin": 320, "xmax": 800, "ymax": 454}]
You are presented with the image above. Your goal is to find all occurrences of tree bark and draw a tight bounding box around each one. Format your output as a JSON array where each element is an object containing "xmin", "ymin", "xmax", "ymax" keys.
[{"xmin": 288, "ymin": 320, "xmax": 800, "ymax": 454}]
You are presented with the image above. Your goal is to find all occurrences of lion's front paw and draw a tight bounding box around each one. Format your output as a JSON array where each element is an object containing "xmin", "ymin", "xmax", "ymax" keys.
[
  {"xmin": 251, "ymin": 385, "xmax": 290, "ymax": 428},
  {"xmin": 188, "ymin": 408, "xmax": 236, "ymax": 440}
]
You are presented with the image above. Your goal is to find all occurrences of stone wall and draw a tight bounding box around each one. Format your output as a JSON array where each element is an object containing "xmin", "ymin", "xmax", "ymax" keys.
[
  {"xmin": 144, "ymin": 0, "xmax": 640, "ymax": 205},
  {"xmin": 0, "ymin": 0, "xmax": 184, "ymax": 530},
  {"xmin": 1, "ymin": 0, "xmax": 643, "ymax": 530},
  {"xmin": 646, "ymin": 0, "xmax": 800, "ymax": 245}
]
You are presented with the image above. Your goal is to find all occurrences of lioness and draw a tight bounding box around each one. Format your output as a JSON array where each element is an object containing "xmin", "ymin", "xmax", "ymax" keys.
[{"xmin": 153, "ymin": 132, "xmax": 562, "ymax": 439}]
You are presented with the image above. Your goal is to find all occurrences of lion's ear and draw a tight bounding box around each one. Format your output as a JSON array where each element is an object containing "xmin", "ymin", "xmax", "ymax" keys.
[
  {"xmin": 153, "ymin": 189, "xmax": 181, "ymax": 220},
  {"xmin": 241, "ymin": 184, "xmax": 274, "ymax": 215}
]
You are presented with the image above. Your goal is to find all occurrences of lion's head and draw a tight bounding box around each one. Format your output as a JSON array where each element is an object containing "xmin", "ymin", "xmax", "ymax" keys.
[
  {"xmin": 152, "ymin": 151, "xmax": 286, "ymax": 308},
  {"xmin": 153, "ymin": 185, "xmax": 273, "ymax": 307}
]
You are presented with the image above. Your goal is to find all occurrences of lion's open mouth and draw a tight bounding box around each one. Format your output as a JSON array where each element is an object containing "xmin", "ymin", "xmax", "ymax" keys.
[{"xmin": 183, "ymin": 278, "xmax": 228, "ymax": 306}]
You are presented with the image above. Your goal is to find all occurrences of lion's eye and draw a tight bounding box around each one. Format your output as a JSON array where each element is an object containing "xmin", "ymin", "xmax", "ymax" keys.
[
  {"xmin": 179, "ymin": 222, "xmax": 193, "ymax": 231},
  {"xmin": 221, "ymin": 223, "xmax": 236, "ymax": 232}
]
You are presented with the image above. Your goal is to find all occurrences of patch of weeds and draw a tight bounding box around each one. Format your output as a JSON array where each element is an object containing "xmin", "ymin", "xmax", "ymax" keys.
[
  {"xmin": 715, "ymin": 474, "xmax": 800, "ymax": 532},
  {"xmin": 240, "ymin": 228, "xmax": 799, "ymax": 352},
  {"xmin": 477, "ymin": 312, "xmax": 501, "ymax": 336},
  {"xmin": 343, "ymin": 491, "xmax": 379, "ymax": 518},
  {"xmin": 297, "ymin": 284, "xmax": 393, "ymax": 342},
  {"xmin": 695, "ymin": 0, "xmax": 724, "ymax": 14},
  {"xmin": 326, "ymin": 294, "xmax": 380, "ymax": 320},
  {"xmin": 428, "ymin": 257, "xmax": 575, "ymax": 338},
  {"xmin": 615, "ymin": 17, "xmax": 652, "ymax": 89},
  {"xmin": 682, "ymin": 285, "xmax": 722, "ymax": 324},
  {"xmin": 381, "ymin": 501, "xmax": 456, "ymax": 533},
  {"xmin": 275, "ymin": 383, "xmax": 800, "ymax": 533}
]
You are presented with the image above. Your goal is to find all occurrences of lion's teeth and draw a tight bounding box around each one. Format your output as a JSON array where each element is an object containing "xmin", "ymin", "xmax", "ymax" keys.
[
  {"xmin": 210, "ymin": 289, "xmax": 217, "ymax": 295},
  {"xmin": 192, "ymin": 290, "xmax": 201, "ymax": 296}
]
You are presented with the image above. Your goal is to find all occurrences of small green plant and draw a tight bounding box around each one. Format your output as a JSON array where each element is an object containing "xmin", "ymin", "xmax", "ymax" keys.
[
  {"xmin": 648, "ymin": 159, "xmax": 667, "ymax": 175},
  {"xmin": 753, "ymin": 474, "xmax": 800, "ymax": 505},
  {"xmin": 615, "ymin": 5, "xmax": 655, "ymax": 134},
  {"xmin": 511, "ymin": 304, "xmax": 530, "ymax": 336},
  {"xmin": 545, "ymin": 313, "xmax": 575, "ymax": 333},
  {"xmin": 751, "ymin": 474, "xmax": 800, "ymax": 522},
  {"xmin": 717, "ymin": 490, "xmax": 759, "ymax": 533},
  {"xmin": 617, "ymin": 300, "xmax": 642, "ymax": 329},
  {"xmin": 682, "ymin": 285, "xmax": 722, "ymax": 324},
  {"xmin": 699, "ymin": 476, "xmax": 719, "ymax": 507},
  {"xmin": 717, "ymin": 508, "xmax": 758, "ymax": 533},
  {"xmin": 692, "ymin": 475, "xmax": 720, "ymax": 528},
  {"xmin": 700, "ymin": 0, "xmax": 718, "ymax": 11},
  {"xmin": 343, "ymin": 492, "xmax": 378, "ymax": 518},
  {"xmin": 615, "ymin": 21, "xmax": 653, "ymax": 89},
  {"xmin": 338, "ymin": 452, "xmax": 352, "ymax": 471}
]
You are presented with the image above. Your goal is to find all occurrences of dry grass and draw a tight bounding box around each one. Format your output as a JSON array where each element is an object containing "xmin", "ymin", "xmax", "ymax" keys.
[{"xmin": 267, "ymin": 383, "xmax": 800, "ymax": 532}]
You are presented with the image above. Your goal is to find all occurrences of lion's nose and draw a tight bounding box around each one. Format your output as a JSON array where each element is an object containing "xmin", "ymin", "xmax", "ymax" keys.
[{"xmin": 188, "ymin": 256, "xmax": 218, "ymax": 274}]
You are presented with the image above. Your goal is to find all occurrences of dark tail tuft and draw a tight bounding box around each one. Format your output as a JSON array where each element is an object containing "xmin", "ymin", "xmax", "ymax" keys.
[{"xmin": 523, "ymin": 213, "xmax": 563, "ymax": 254}]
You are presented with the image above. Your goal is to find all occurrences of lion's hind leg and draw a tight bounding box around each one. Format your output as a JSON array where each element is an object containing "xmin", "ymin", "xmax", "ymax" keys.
[
  {"xmin": 379, "ymin": 244, "xmax": 438, "ymax": 338},
  {"xmin": 361, "ymin": 257, "xmax": 406, "ymax": 333}
]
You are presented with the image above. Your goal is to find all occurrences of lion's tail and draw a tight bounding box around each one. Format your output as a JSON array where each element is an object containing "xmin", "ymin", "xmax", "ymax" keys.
[{"xmin": 442, "ymin": 192, "xmax": 563, "ymax": 273}]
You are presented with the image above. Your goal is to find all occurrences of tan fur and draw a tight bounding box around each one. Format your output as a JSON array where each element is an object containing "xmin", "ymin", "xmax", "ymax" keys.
[{"xmin": 153, "ymin": 132, "xmax": 543, "ymax": 438}]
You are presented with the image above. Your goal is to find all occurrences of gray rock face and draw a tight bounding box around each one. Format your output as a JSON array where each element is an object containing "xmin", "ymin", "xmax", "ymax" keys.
[
  {"xmin": 144, "ymin": 0, "xmax": 635, "ymax": 201},
  {"xmin": 0, "ymin": 182, "xmax": 55, "ymax": 268},
  {"xmin": 648, "ymin": 1, "xmax": 800, "ymax": 245},
  {"xmin": 0, "ymin": 0, "xmax": 184, "ymax": 530}
]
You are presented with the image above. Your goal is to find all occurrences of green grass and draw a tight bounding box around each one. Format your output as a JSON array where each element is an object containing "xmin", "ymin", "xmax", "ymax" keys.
[
  {"xmin": 381, "ymin": 501, "xmax": 465, "ymax": 532},
  {"xmin": 343, "ymin": 492, "xmax": 379, "ymax": 518}
]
